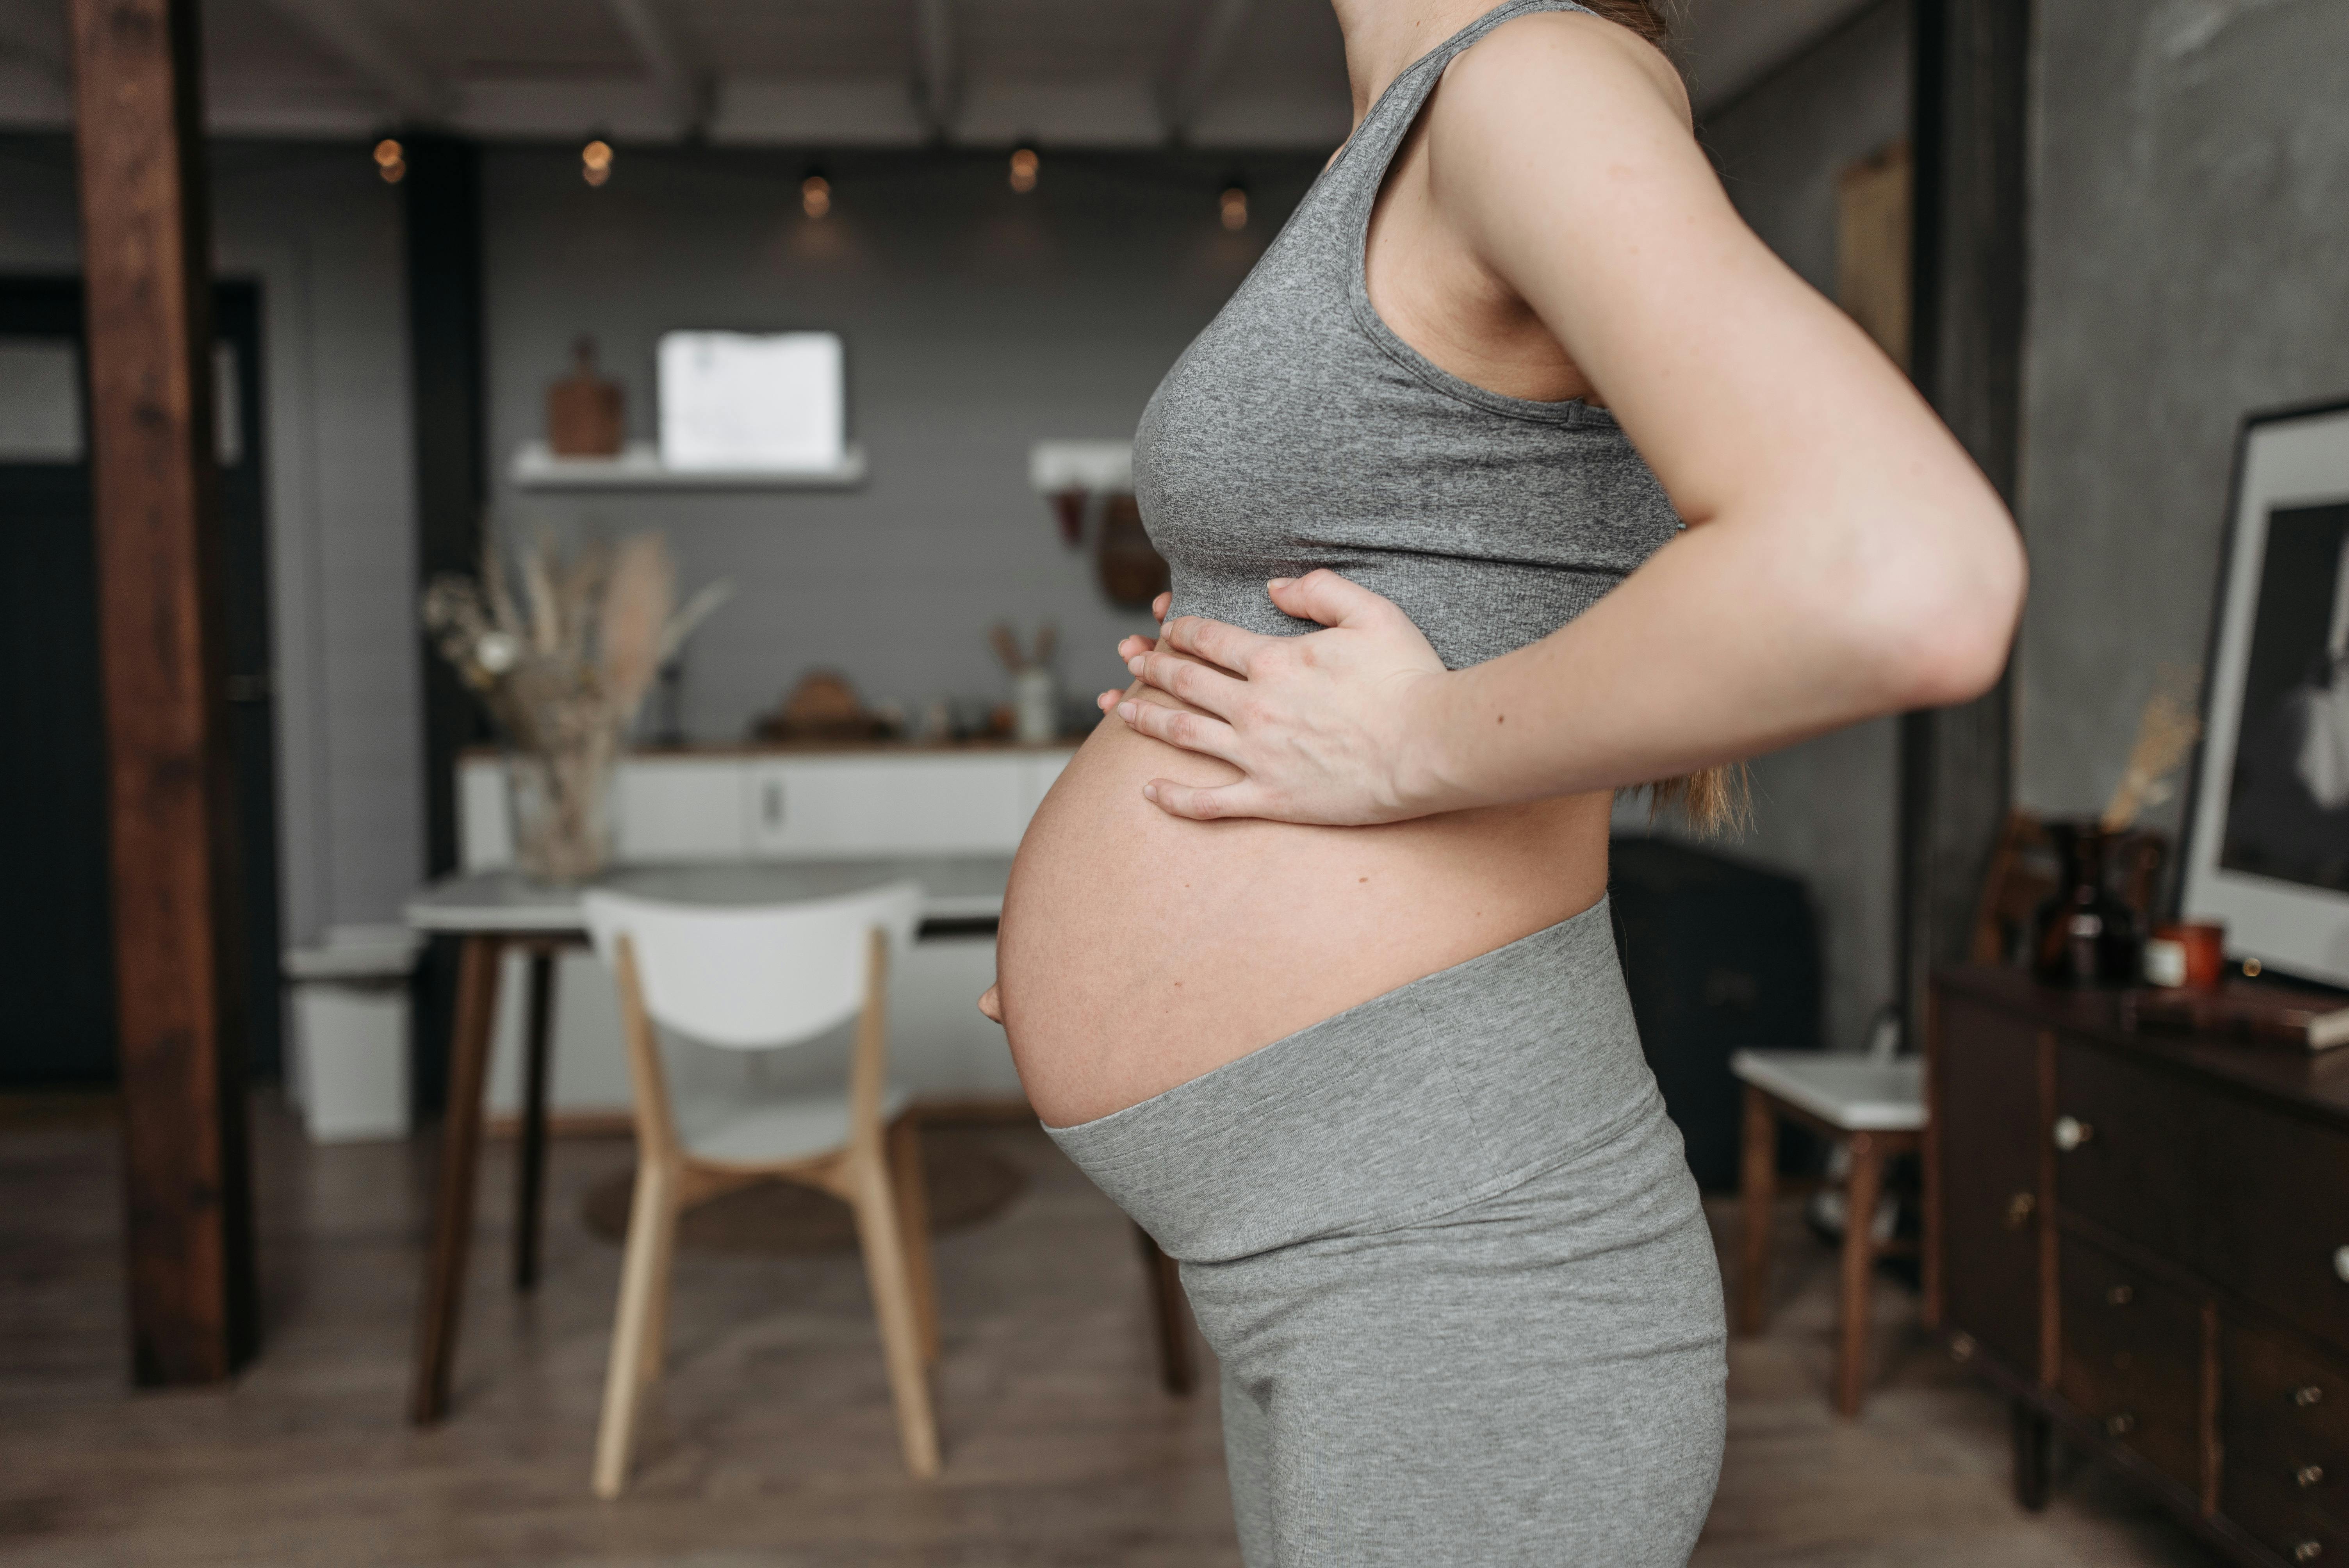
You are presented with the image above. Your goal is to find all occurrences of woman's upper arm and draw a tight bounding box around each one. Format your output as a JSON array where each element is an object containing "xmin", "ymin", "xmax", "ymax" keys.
[{"xmin": 1427, "ymin": 13, "xmax": 2018, "ymax": 615}]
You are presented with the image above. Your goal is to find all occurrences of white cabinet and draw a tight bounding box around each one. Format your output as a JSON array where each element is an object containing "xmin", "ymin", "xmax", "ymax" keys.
[
  {"xmin": 458, "ymin": 745, "xmax": 1075, "ymax": 870},
  {"xmin": 616, "ymin": 757, "xmax": 751, "ymax": 861},
  {"xmin": 745, "ymin": 755, "xmax": 1031, "ymax": 857}
]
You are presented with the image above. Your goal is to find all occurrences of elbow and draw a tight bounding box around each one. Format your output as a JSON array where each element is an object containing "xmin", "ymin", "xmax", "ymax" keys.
[{"xmin": 1855, "ymin": 523, "xmax": 2028, "ymax": 711}]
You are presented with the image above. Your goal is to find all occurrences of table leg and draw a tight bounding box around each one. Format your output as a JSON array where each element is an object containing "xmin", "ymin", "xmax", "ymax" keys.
[
  {"xmin": 1737, "ymin": 1085, "xmax": 1777, "ymax": 1337},
  {"xmin": 513, "ymin": 948, "xmax": 557, "ymax": 1292},
  {"xmin": 2012, "ymin": 1398, "xmax": 2053, "ymax": 1511},
  {"xmin": 410, "ymin": 934, "xmax": 503, "ymax": 1425},
  {"xmin": 1135, "ymin": 1224, "xmax": 1193, "ymax": 1396},
  {"xmin": 1836, "ymin": 1130, "xmax": 1887, "ymax": 1418}
]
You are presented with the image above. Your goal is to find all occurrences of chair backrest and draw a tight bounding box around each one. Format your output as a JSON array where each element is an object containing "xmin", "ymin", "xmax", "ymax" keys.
[{"xmin": 579, "ymin": 881, "xmax": 923, "ymax": 1049}]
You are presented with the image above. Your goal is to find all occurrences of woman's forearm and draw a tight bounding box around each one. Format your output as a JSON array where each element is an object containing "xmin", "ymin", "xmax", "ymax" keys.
[{"xmin": 1402, "ymin": 491, "xmax": 2027, "ymax": 813}]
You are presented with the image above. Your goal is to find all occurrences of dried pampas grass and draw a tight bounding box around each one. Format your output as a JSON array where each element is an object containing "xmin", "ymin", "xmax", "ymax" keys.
[
  {"xmin": 2102, "ymin": 665, "xmax": 2203, "ymax": 832},
  {"xmin": 420, "ymin": 524, "xmax": 731, "ymax": 879},
  {"xmin": 600, "ymin": 532, "xmax": 676, "ymax": 722}
]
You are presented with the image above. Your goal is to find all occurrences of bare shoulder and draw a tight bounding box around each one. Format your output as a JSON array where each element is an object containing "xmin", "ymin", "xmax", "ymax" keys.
[{"xmin": 1431, "ymin": 8, "xmax": 1692, "ymax": 139}]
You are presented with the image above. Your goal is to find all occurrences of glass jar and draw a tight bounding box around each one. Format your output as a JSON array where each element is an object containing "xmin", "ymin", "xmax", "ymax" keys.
[{"xmin": 506, "ymin": 737, "xmax": 615, "ymax": 885}]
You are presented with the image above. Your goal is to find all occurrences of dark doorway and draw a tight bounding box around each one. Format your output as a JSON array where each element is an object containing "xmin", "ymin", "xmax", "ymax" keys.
[{"xmin": 0, "ymin": 277, "xmax": 283, "ymax": 1086}]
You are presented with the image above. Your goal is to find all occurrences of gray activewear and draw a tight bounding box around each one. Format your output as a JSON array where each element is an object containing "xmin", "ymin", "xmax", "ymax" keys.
[
  {"xmin": 1060, "ymin": 2, "xmax": 1727, "ymax": 1563},
  {"xmin": 1046, "ymin": 905, "xmax": 1726, "ymax": 1566},
  {"xmin": 1134, "ymin": 0, "xmax": 1685, "ymax": 672}
]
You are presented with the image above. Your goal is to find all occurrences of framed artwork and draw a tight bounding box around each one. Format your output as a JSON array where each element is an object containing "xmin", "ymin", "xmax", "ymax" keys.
[
  {"xmin": 2180, "ymin": 396, "xmax": 2349, "ymax": 985},
  {"xmin": 657, "ymin": 330, "xmax": 845, "ymax": 472}
]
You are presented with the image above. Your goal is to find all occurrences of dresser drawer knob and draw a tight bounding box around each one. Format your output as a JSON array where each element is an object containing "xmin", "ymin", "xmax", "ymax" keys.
[
  {"xmin": 1949, "ymin": 1333, "xmax": 1976, "ymax": 1363},
  {"xmin": 2054, "ymin": 1116, "xmax": 2094, "ymax": 1152},
  {"xmin": 2105, "ymin": 1412, "xmax": 2136, "ymax": 1436},
  {"xmin": 2300, "ymin": 1465, "xmax": 2326, "ymax": 1488},
  {"xmin": 2294, "ymin": 1543, "xmax": 2322, "ymax": 1563},
  {"xmin": 2106, "ymin": 1284, "xmax": 2133, "ymax": 1306},
  {"xmin": 2296, "ymin": 1384, "xmax": 2325, "ymax": 1408},
  {"xmin": 2335, "ymin": 1244, "xmax": 2349, "ymax": 1284},
  {"xmin": 2004, "ymin": 1192, "xmax": 2036, "ymax": 1229}
]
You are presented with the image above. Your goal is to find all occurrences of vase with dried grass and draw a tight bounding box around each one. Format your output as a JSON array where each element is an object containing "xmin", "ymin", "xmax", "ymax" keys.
[{"xmin": 422, "ymin": 528, "xmax": 729, "ymax": 884}]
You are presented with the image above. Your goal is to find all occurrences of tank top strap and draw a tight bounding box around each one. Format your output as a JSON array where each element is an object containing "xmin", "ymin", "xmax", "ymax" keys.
[{"xmin": 1324, "ymin": 0, "xmax": 1596, "ymax": 209}]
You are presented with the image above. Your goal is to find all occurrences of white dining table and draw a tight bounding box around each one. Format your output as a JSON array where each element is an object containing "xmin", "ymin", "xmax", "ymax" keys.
[{"xmin": 400, "ymin": 855, "xmax": 1014, "ymax": 1425}]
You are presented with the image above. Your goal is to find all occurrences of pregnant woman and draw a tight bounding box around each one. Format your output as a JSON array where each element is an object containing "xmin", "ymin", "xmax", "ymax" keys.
[{"xmin": 985, "ymin": 1, "xmax": 2025, "ymax": 1562}]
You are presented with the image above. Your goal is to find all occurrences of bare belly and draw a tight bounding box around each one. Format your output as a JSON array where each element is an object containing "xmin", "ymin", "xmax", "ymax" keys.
[{"xmin": 996, "ymin": 701, "xmax": 1612, "ymax": 1128}]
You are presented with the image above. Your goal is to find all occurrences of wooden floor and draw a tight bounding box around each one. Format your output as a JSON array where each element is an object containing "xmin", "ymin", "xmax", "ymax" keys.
[{"xmin": 0, "ymin": 1097, "xmax": 2222, "ymax": 1567}]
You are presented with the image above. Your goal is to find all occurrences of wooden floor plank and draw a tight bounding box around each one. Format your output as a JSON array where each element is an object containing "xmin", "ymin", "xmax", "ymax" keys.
[{"xmin": 0, "ymin": 1102, "xmax": 2220, "ymax": 1566}]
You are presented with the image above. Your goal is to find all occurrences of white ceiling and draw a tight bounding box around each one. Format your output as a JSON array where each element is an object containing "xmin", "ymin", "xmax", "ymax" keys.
[{"xmin": 0, "ymin": 0, "xmax": 1885, "ymax": 145}]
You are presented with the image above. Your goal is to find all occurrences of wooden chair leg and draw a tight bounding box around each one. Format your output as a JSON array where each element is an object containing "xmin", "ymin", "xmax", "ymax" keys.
[
  {"xmin": 888, "ymin": 1115, "xmax": 941, "ymax": 1365},
  {"xmin": 635, "ymin": 1177, "xmax": 679, "ymax": 1389},
  {"xmin": 593, "ymin": 1160, "xmax": 677, "ymax": 1499},
  {"xmin": 1837, "ymin": 1131, "xmax": 1887, "ymax": 1418},
  {"xmin": 1737, "ymin": 1084, "xmax": 1778, "ymax": 1338},
  {"xmin": 849, "ymin": 1151, "xmax": 941, "ymax": 1479}
]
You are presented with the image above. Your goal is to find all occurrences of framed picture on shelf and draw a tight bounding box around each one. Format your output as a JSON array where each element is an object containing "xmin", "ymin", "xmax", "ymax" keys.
[{"xmin": 2180, "ymin": 396, "xmax": 2349, "ymax": 985}]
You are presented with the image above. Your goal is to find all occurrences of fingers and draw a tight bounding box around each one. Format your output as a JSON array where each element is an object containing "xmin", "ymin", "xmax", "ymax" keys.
[
  {"xmin": 1140, "ymin": 778, "xmax": 1279, "ymax": 822},
  {"xmin": 1151, "ymin": 592, "xmax": 1171, "ymax": 622},
  {"xmin": 977, "ymin": 984, "xmax": 1003, "ymax": 1024},
  {"xmin": 1116, "ymin": 633, "xmax": 1159, "ymax": 660},
  {"xmin": 1266, "ymin": 569, "xmax": 1396, "ymax": 630},
  {"xmin": 1115, "ymin": 694, "xmax": 1241, "ymax": 762},
  {"xmin": 1158, "ymin": 613, "xmax": 1276, "ymax": 676},
  {"xmin": 1130, "ymin": 645, "xmax": 1249, "ymax": 716},
  {"xmin": 1097, "ymin": 688, "xmax": 1122, "ymax": 713}
]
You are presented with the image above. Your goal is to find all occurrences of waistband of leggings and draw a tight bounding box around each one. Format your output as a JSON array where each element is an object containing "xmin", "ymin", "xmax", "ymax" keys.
[{"xmin": 1043, "ymin": 897, "xmax": 1660, "ymax": 1262}]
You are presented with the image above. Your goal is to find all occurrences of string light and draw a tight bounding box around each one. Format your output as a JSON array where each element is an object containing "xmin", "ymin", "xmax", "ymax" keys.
[
  {"xmin": 1008, "ymin": 144, "xmax": 1039, "ymax": 193},
  {"xmin": 581, "ymin": 139, "xmax": 613, "ymax": 187},
  {"xmin": 1219, "ymin": 181, "xmax": 1248, "ymax": 231},
  {"xmin": 373, "ymin": 138, "xmax": 405, "ymax": 184},
  {"xmin": 801, "ymin": 169, "xmax": 832, "ymax": 219}
]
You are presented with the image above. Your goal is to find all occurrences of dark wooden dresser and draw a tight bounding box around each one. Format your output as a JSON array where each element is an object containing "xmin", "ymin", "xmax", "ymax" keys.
[{"xmin": 1929, "ymin": 968, "xmax": 2349, "ymax": 1566}]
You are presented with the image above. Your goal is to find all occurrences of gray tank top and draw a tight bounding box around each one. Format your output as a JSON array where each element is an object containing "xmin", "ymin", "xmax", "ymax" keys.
[{"xmin": 1134, "ymin": 0, "xmax": 1681, "ymax": 671}]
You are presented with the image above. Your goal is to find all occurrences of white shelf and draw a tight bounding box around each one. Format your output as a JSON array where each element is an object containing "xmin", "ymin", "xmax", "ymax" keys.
[{"xmin": 509, "ymin": 439, "xmax": 867, "ymax": 492}]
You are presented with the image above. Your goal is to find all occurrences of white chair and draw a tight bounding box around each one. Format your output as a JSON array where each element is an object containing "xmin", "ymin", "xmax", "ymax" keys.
[{"xmin": 579, "ymin": 881, "xmax": 939, "ymax": 1496}]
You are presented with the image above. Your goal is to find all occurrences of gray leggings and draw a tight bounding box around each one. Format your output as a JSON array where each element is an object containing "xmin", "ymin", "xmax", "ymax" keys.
[{"xmin": 1046, "ymin": 899, "xmax": 1726, "ymax": 1567}]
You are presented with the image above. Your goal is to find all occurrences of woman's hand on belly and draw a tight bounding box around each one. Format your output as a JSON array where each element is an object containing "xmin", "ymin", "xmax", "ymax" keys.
[{"xmin": 1111, "ymin": 572, "xmax": 1459, "ymax": 825}]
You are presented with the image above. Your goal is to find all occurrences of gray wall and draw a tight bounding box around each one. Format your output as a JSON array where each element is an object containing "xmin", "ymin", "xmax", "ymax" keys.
[
  {"xmin": 1688, "ymin": 0, "xmax": 1913, "ymax": 1053},
  {"xmin": 2019, "ymin": 0, "xmax": 2349, "ymax": 826},
  {"xmin": 481, "ymin": 148, "xmax": 1324, "ymax": 740},
  {"xmin": 0, "ymin": 137, "xmax": 420, "ymax": 954}
]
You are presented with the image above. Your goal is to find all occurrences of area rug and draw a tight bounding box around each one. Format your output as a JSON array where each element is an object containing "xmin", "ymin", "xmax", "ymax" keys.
[{"xmin": 581, "ymin": 1134, "xmax": 1027, "ymax": 1256}]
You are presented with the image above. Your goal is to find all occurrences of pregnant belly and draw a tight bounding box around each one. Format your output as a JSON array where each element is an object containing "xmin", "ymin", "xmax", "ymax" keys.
[{"xmin": 995, "ymin": 705, "xmax": 1613, "ymax": 1128}]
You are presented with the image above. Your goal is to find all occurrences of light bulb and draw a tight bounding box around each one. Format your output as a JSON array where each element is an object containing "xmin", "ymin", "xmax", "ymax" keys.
[
  {"xmin": 1009, "ymin": 145, "xmax": 1039, "ymax": 193},
  {"xmin": 582, "ymin": 139, "xmax": 613, "ymax": 187},
  {"xmin": 374, "ymin": 138, "xmax": 405, "ymax": 184},
  {"xmin": 1219, "ymin": 185, "xmax": 1248, "ymax": 231},
  {"xmin": 802, "ymin": 173, "xmax": 831, "ymax": 219}
]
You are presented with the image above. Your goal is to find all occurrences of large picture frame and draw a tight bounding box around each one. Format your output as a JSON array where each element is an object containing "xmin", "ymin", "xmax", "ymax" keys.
[{"xmin": 2179, "ymin": 396, "xmax": 2349, "ymax": 985}]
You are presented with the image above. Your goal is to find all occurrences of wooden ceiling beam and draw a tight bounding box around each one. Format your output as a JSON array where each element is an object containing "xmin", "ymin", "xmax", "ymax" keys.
[
  {"xmin": 256, "ymin": 0, "xmax": 446, "ymax": 123},
  {"xmin": 913, "ymin": 0, "xmax": 957, "ymax": 139},
  {"xmin": 1164, "ymin": 0, "xmax": 1253, "ymax": 143},
  {"xmin": 601, "ymin": 0, "xmax": 704, "ymax": 137}
]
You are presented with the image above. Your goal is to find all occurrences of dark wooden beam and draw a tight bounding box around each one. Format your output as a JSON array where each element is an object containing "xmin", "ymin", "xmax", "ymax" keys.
[
  {"xmin": 402, "ymin": 135, "xmax": 488, "ymax": 1121},
  {"xmin": 67, "ymin": 0, "xmax": 258, "ymax": 1383},
  {"xmin": 405, "ymin": 133, "xmax": 488, "ymax": 883},
  {"xmin": 1898, "ymin": 0, "xmax": 2032, "ymax": 1036}
]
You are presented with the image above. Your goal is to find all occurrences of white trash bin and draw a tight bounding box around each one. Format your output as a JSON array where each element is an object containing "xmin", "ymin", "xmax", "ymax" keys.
[{"xmin": 284, "ymin": 925, "xmax": 422, "ymax": 1143}]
